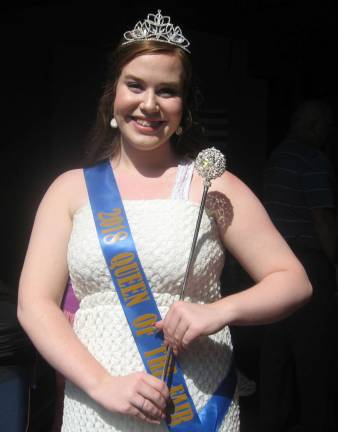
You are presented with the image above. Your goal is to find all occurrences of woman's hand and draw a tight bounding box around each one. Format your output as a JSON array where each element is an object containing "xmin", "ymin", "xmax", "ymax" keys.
[
  {"xmin": 91, "ymin": 372, "xmax": 169, "ymax": 424},
  {"xmin": 154, "ymin": 301, "xmax": 226, "ymax": 355}
]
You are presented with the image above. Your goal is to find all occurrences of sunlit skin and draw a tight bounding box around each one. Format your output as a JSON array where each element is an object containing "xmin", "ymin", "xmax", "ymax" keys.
[
  {"xmin": 114, "ymin": 53, "xmax": 184, "ymax": 158},
  {"xmin": 110, "ymin": 52, "xmax": 186, "ymax": 201},
  {"xmin": 17, "ymin": 47, "xmax": 312, "ymax": 426}
]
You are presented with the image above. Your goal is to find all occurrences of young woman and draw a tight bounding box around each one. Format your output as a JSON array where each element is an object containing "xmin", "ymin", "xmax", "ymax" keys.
[{"xmin": 18, "ymin": 10, "xmax": 312, "ymax": 432}]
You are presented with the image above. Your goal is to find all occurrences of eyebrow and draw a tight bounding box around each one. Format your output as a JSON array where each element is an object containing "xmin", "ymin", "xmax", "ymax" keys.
[{"xmin": 124, "ymin": 74, "xmax": 181, "ymax": 88}]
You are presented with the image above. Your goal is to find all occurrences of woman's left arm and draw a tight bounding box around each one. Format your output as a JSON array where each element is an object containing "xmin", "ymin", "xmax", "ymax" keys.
[
  {"xmin": 156, "ymin": 172, "xmax": 312, "ymax": 352},
  {"xmin": 213, "ymin": 171, "xmax": 312, "ymax": 326}
]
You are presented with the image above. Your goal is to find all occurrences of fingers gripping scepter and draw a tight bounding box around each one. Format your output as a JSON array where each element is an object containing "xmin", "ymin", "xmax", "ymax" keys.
[{"xmin": 161, "ymin": 147, "xmax": 227, "ymax": 384}]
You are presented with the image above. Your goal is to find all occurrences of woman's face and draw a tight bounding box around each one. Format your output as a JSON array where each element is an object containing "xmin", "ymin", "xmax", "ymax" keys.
[{"xmin": 113, "ymin": 53, "xmax": 184, "ymax": 153}]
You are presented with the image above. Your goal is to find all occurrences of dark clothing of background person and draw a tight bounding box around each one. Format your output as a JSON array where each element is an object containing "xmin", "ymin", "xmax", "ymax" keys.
[
  {"xmin": 263, "ymin": 139, "xmax": 335, "ymax": 251},
  {"xmin": 260, "ymin": 138, "xmax": 337, "ymax": 432},
  {"xmin": 0, "ymin": 280, "xmax": 35, "ymax": 432}
]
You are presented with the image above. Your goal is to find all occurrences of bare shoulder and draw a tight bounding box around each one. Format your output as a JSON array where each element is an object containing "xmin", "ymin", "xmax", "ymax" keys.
[
  {"xmin": 211, "ymin": 170, "xmax": 254, "ymax": 197},
  {"xmin": 190, "ymin": 167, "xmax": 260, "ymax": 209},
  {"xmin": 206, "ymin": 169, "xmax": 274, "ymax": 240},
  {"xmin": 211, "ymin": 170, "xmax": 266, "ymax": 214},
  {"xmin": 43, "ymin": 168, "xmax": 88, "ymax": 217}
]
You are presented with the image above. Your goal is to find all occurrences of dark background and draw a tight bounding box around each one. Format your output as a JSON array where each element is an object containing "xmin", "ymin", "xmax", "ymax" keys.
[
  {"xmin": 1, "ymin": 1, "xmax": 338, "ymax": 430},
  {"xmin": 1, "ymin": 0, "xmax": 338, "ymax": 289}
]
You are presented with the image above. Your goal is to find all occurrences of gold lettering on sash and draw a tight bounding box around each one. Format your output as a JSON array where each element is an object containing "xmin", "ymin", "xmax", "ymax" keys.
[
  {"xmin": 103, "ymin": 231, "xmax": 128, "ymax": 244},
  {"xmin": 133, "ymin": 313, "xmax": 157, "ymax": 336},
  {"xmin": 124, "ymin": 290, "xmax": 149, "ymax": 307},
  {"xmin": 170, "ymin": 384, "xmax": 188, "ymax": 405},
  {"xmin": 110, "ymin": 253, "xmax": 150, "ymax": 307},
  {"xmin": 169, "ymin": 384, "xmax": 194, "ymax": 426},
  {"xmin": 121, "ymin": 282, "xmax": 144, "ymax": 294},
  {"xmin": 98, "ymin": 208, "xmax": 128, "ymax": 244},
  {"xmin": 115, "ymin": 262, "xmax": 139, "ymax": 278},
  {"xmin": 145, "ymin": 346, "xmax": 167, "ymax": 357},
  {"xmin": 144, "ymin": 346, "xmax": 177, "ymax": 377},
  {"xmin": 102, "ymin": 226, "xmax": 126, "ymax": 234},
  {"xmin": 98, "ymin": 206, "xmax": 194, "ymax": 425},
  {"xmin": 145, "ymin": 346, "xmax": 167, "ymax": 378},
  {"xmin": 119, "ymin": 272, "xmax": 143, "ymax": 286},
  {"xmin": 98, "ymin": 208, "xmax": 124, "ymax": 227},
  {"xmin": 110, "ymin": 252, "xmax": 135, "ymax": 270},
  {"xmin": 148, "ymin": 356, "xmax": 166, "ymax": 378},
  {"xmin": 169, "ymin": 403, "xmax": 194, "ymax": 426},
  {"xmin": 98, "ymin": 209, "xmax": 150, "ymax": 306}
]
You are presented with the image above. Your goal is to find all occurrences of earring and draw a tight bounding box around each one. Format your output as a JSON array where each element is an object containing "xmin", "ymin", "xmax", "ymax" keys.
[
  {"xmin": 110, "ymin": 118, "xmax": 118, "ymax": 129},
  {"xmin": 176, "ymin": 126, "xmax": 183, "ymax": 136}
]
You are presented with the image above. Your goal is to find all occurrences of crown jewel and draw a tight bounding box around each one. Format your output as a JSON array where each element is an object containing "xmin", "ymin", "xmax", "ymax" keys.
[{"xmin": 122, "ymin": 10, "xmax": 190, "ymax": 53}]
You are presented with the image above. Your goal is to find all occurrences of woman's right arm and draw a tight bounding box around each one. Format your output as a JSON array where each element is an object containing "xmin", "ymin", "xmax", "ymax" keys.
[{"xmin": 18, "ymin": 171, "xmax": 168, "ymax": 424}]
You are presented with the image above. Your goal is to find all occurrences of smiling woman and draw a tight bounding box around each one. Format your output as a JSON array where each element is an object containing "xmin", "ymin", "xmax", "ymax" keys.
[
  {"xmin": 85, "ymin": 30, "xmax": 199, "ymax": 165},
  {"xmin": 17, "ymin": 10, "xmax": 311, "ymax": 432},
  {"xmin": 113, "ymin": 54, "xmax": 183, "ymax": 153}
]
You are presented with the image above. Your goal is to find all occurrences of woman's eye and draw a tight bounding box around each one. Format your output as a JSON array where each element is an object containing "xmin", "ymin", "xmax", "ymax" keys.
[
  {"xmin": 159, "ymin": 88, "xmax": 177, "ymax": 97},
  {"xmin": 127, "ymin": 82, "xmax": 142, "ymax": 91},
  {"xmin": 126, "ymin": 82, "xmax": 178, "ymax": 97}
]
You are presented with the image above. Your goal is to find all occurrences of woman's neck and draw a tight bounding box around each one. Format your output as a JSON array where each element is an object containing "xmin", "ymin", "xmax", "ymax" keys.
[{"xmin": 112, "ymin": 140, "xmax": 181, "ymax": 178}]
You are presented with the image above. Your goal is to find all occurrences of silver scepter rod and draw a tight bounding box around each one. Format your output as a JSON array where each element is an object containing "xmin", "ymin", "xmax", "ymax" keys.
[
  {"xmin": 160, "ymin": 184, "xmax": 209, "ymax": 382},
  {"xmin": 161, "ymin": 147, "xmax": 227, "ymax": 383}
]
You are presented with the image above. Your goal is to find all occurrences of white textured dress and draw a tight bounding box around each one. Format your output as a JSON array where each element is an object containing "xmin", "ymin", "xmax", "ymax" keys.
[{"xmin": 62, "ymin": 160, "xmax": 240, "ymax": 431}]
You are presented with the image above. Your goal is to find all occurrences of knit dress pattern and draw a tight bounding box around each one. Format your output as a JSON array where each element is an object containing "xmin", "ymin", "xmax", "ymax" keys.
[{"xmin": 62, "ymin": 160, "xmax": 240, "ymax": 431}]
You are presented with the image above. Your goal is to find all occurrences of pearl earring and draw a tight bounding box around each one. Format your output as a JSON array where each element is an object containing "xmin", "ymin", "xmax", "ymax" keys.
[
  {"xmin": 176, "ymin": 126, "xmax": 183, "ymax": 136},
  {"xmin": 110, "ymin": 118, "xmax": 118, "ymax": 128}
]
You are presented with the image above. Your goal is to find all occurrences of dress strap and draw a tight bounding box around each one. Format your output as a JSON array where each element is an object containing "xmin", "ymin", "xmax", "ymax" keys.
[{"xmin": 171, "ymin": 158, "xmax": 194, "ymax": 200}]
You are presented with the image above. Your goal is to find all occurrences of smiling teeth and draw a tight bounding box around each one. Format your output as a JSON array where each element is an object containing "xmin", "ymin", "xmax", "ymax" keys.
[{"xmin": 136, "ymin": 119, "xmax": 161, "ymax": 127}]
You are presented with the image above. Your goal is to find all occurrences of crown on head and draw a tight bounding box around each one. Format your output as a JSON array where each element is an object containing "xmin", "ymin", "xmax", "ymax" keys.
[{"xmin": 122, "ymin": 10, "xmax": 190, "ymax": 53}]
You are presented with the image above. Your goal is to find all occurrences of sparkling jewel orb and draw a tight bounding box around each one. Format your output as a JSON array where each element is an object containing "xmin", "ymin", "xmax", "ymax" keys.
[
  {"xmin": 195, "ymin": 147, "xmax": 227, "ymax": 182},
  {"xmin": 122, "ymin": 10, "xmax": 190, "ymax": 53}
]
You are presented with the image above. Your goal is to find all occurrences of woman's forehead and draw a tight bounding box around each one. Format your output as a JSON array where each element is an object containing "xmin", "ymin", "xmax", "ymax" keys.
[{"xmin": 121, "ymin": 53, "xmax": 183, "ymax": 83}]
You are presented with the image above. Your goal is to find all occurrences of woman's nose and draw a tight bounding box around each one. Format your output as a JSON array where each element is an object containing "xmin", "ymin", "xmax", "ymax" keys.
[{"xmin": 140, "ymin": 90, "xmax": 159, "ymax": 113}]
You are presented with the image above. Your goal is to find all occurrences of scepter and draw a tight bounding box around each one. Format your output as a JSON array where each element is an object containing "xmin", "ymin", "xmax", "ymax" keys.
[{"xmin": 161, "ymin": 147, "xmax": 227, "ymax": 383}]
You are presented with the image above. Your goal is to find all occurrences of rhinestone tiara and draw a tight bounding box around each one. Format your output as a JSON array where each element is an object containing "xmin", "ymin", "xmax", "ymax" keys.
[{"xmin": 122, "ymin": 10, "xmax": 190, "ymax": 53}]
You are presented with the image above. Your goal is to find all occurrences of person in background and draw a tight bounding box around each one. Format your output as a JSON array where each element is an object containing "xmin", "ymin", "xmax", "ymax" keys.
[
  {"xmin": 261, "ymin": 100, "xmax": 337, "ymax": 432},
  {"xmin": 0, "ymin": 279, "xmax": 34, "ymax": 432}
]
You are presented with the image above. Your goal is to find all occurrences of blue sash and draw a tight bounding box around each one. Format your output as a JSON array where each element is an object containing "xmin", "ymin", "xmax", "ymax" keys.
[{"xmin": 84, "ymin": 160, "xmax": 236, "ymax": 431}]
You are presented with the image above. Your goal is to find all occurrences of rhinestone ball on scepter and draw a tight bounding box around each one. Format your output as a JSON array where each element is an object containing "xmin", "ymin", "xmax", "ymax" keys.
[{"xmin": 195, "ymin": 147, "xmax": 227, "ymax": 185}]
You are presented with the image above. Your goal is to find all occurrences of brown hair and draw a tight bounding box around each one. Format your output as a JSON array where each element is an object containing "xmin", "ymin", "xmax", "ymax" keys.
[{"xmin": 84, "ymin": 40, "xmax": 205, "ymax": 165}]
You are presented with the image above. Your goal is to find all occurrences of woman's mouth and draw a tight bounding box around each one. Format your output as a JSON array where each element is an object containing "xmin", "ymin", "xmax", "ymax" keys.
[{"xmin": 130, "ymin": 116, "xmax": 165, "ymax": 132}]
